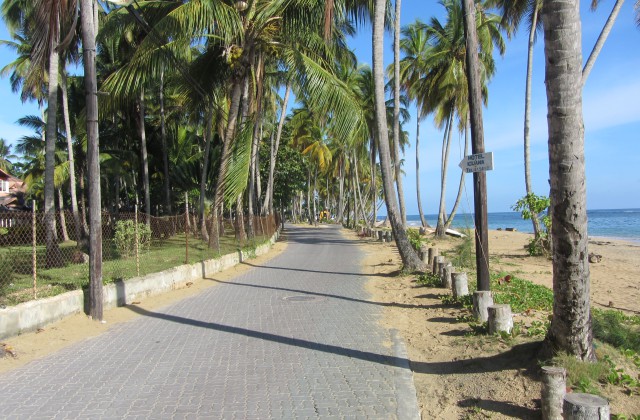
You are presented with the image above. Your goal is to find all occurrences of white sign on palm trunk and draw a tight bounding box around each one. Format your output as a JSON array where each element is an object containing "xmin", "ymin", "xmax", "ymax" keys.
[{"xmin": 459, "ymin": 152, "xmax": 494, "ymax": 173}]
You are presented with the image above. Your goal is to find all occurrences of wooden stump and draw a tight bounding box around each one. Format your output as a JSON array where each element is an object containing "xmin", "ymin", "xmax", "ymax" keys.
[
  {"xmin": 432, "ymin": 255, "xmax": 444, "ymax": 276},
  {"xmin": 385, "ymin": 231, "xmax": 392, "ymax": 242},
  {"xmin": 442, "ymin": 264, "xmax": 453, "ymax": 289},
  {"xmin": 451, "ymin": 272, "xmax": 469, "ymax": 298},
  {"xmin": 487, "ymin": 304, "xmax": 513, "ymax": 334},
  {"xmin": 377, "ymin": 230, "xmax": 383, "ymax": 241},
  {"xmin": 419, "ymin": 226, "xmax": 427, "ymax": 235},
  {"xmin": 563, "ymin": 393, "xmax": 609, "ymax": 420},
  {"xmin": 428, "ymin": 247, "xmax": 438, "ymax": 266},
  {"xmin": 420, "ymin": 246, "xmax": 429, "ymax": 264},
  {"xmin": 541, "ymin": 366, "xmax": 566, "ymax": 420},
  {"xmin": 472, "ymin": 291, "xmax": 494, "ymax": 322}
]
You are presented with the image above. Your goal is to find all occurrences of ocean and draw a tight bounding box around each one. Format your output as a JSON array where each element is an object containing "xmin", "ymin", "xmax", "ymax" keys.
[{"xmin": 390, "ymin": 209, "xmax": 640, "ymax": 242}]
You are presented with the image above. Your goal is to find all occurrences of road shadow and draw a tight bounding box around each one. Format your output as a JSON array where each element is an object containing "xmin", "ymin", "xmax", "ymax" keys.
[{"xmin": 203, "ymin": 275, "xmax": 435, "ymax": 310}]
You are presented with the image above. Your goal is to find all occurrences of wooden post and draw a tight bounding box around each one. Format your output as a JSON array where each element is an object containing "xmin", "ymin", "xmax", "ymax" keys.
[
  {"xmin": 473, "ymin": 290, "xmax": 493, "ymax": 322},
  {"xmin": 420, "ymin": 245, "xmax": 429, "ymax": 264},
  {"xmin": 437, "ymin": 261, "xmax": 446, "ymax": 284},
  {"xmin": 377, "ymin": 230, "xmax": 384, "ymax": 241},
  {"xmin": 432, "ymin": 255, "xmax": 444, "ymax": 275},
  {"xmin": 428, "ymin": 247, "xmax": 438, "ymax": 266},
  {"xmin": 488, "ymin": 304, "xmax": 513, "ymax": 334},
  {"xmin": 462, "ymin": 0, "xmax": 490, "ymax": 291},
  {"xmin": 385, "ymin": 231, "xmax": 392, "ymax": 242},
  {"xmin": 541, "ymin": 366, "xmax": 566, "ymax": 420},
  {"xmin": 442, "ymin": 264, "xmax": 453, "ymax": 289},
  {"xmin": 32, "ymin": 200, "xmax": 37, "ymax": 299},
  {"xmin": 135, "ymin": 205, "xmax": 140, "ymax": 277},
  {"xmin": 452, "ymin": 272, "xmax": 469, "ymax": 298},
  {"xmin": 563, "ymin": 393, "xmax": 609, "ymax": 420}
]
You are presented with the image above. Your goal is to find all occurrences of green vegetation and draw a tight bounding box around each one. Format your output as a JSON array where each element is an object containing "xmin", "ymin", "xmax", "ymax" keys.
[
  {"xmin": 114, "ymin": 220, "xmax": 152, "ymax": 258},
  {"xmin": 593, "ymin": 309, "xmax": 640, "ymax": 353},
  {"xmin": 0, "ymin": 233, "xmax": 273, "ymax": 306},
  {"xmin": 512, "ymin": 193, "xmax": 551, "ymax": 256}
]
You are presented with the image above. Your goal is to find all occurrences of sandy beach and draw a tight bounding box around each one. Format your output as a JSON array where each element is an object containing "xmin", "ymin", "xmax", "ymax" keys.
[{"xmin": 351, "ymin": 228, "xmax": 640, "ymax": 419}]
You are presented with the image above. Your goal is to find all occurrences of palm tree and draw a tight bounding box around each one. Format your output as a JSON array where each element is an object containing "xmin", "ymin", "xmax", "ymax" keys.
[
  {"xmin": 400, "ymin": 21, "xmax": 431, "ymax": 228},
  {"xmin": 541, "ymin": 0, "xmax": 594, "ymax": 361},
  {"xmin": 80, "ymin": 0, "xmax": 103, "ymax": 320},
  {"xmin": 414, "ymin": 0, "xmax": 504, "ymax": 237},
  {"xmin": 392, "ymin": 0, "xmax": 406, "ymax": 225},
  {"xmin": 373, "ymin": 0, "xmax": 425, "ymax": 272},
  {"xmin": 0, "ymin": 138, "xmax": 17, "ymax": 172}
]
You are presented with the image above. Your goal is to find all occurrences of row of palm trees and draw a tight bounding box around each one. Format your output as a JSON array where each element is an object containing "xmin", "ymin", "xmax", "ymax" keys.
[{"xmin": 2, "ymin": 0, "xmax": 637, "ymax": 357}]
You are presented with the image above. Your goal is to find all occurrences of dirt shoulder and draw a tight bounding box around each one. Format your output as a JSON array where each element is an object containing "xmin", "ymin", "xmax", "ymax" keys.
[{"xmin": 347, "ymin": 227, "xmax": 640, "ymax": 419}]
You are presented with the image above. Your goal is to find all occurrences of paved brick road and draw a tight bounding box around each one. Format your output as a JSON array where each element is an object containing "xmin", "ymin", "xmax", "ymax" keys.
[{"xmin": 0, "ymin": 225, "xmax": 419, "ymax": 419}]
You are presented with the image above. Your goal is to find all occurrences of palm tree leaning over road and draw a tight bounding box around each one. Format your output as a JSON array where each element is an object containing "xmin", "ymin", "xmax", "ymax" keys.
[{"xmin": 373, "ymin": 0, "xmax": 425, "ymax": 273}]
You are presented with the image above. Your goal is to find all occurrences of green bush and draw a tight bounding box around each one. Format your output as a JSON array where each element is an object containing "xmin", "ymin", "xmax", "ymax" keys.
[
  {"xmin": 512, "ymin": 193, "xmax": 551, "ymax": 256},
  {"xmin": 114, "ymin": 220, "xmax": 152, "ymax": 258}
]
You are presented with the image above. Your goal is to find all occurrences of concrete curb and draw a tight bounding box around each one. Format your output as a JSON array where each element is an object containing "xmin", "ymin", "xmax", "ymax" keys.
[
  {"xmin": 0, "ymin": 229, "xmax": 280, "ymax": 340},
  {"xmin": 390, "ymin": 328, "xmax": 421, "ymax": 420}
]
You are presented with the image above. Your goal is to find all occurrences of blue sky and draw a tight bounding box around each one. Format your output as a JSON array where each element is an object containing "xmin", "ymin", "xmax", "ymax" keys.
[
  {"xmin": 347, "ymin": 0, "xmax": 640, "ymax": 214},
  {"xmin": 0, "ymin": 1, "xmax": 638, "ymax": 214}
]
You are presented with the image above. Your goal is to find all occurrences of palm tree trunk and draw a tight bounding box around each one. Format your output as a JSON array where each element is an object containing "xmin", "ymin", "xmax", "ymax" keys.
[
  {"xmin": 199, "ymin": 110, "xmax": 213, "ymax": 243},
  {"xmin": 415, "ymin": 113, "xmax": 428, "ymax": 227},
  {"xmin": 463, "ymin": 0, "xmax": 491, "ymax": 291},
  {"xmin": 159, "ymin": 67, "xmax": 172, "ymax": 215},
  {"xmin": 313, "ymin": 166, "xmax": 318, "ymax": 226},
  {"xmin": 263, "ymin": 82, "xmax": 291, "ymax": 215},
  {"xmin": 136, "ymin": 89, "xmax": 150, "ymax": 220},
  {"xmin": 524, "ymin": 5, "xmax": 542, "ymax": 238},
  {"xmin": 306, "ymin": 166, "xmax": 312, "ymax": 224},
  {"xmin": 57, "ymin": 189, "xmax": 70, "ymax": 242},
  {"xmin": 235, "ymin": 193, "xmax": 246, "ymax": 244},
  {"xmin": 370, "ymin": 133, "xmax": 378, "ymax": 225},
  {"xmin": 248, "ymin": 58, "xmax": 265, "ymax": 237},
  {"xmin": 435, "ymin": 114, "xmax": 453, "ymax": 237},
  {"xmin": 337, "ymin": 160, "xmax": 344, "ymax": 222},
  {"xmin": 80, "ymin": 0, "xmax": 103, "ymax": 320},
  {"xmin": 393, "ymin": 0, "xmax": 406, "ymax": 225},
  {"xmin": 582, "ymin": 0, "xmax": 624, "ymax": 84},
  {"xmin": 45, "ymin": 41, "xmax": 62, "ymax": 268},
  {"xmin": 541, "ymin": 0, "xmax": 594, "ymax": 361},
  {"xmin": 60, "ymin": 70, "xmax": 83, "ymax": 241},
  {"xmin": 445, "ymin": 121, "xmax": 469, "ymax": 230},
  {"xmin": 373, "ymin": 0, "xmax": 425, "ymax": 272}
]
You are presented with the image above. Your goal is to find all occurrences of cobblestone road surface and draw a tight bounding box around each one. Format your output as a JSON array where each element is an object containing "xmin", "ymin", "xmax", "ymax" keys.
[{"xmin": 0, "ymin": 224, "xmax": 419, "ymax": 419}]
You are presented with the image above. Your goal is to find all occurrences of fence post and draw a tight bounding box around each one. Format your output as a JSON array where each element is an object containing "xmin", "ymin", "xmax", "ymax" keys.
[
  {"xmin": 32, "ymin": 200, "xmax": 37, "ymax": 299},
  {"xmin": 184, "ymin": 193, "xmax": 189, "ymax": 264},
  {"xmin": 135, "ymin": 205, "xmax": 140, "ymax": 277}
]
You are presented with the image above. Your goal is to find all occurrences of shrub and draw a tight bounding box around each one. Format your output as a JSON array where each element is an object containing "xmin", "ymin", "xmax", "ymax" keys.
[{"xmin": 114, "ymin": 220, "xmax": 152, "ymax": 258}]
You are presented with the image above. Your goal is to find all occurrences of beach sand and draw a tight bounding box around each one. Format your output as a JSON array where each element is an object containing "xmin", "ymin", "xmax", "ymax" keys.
[{"xmin": 350, "ymin": 228, "xmax": 640, "ymax": 419}]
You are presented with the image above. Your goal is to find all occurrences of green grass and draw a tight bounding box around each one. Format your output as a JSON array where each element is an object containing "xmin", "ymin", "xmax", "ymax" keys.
[
  {"xmin": 1, "ymin": 233, "xmax": 272, "ymax": 306},
  {"xmin": 592, "ymin": 309, "xmax": 640, "ymax": 353},
  {"xmin": 491, "ymin": 272, "xmax": 554, "ymax": 313}
]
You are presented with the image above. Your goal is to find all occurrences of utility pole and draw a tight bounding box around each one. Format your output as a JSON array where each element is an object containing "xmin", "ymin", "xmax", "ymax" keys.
[{"xmin": 462, "ymin": 0, "xmax": 490, "ymax": 291}]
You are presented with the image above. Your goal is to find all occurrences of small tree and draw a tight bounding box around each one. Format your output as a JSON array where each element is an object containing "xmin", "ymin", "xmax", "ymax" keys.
[{"xmin": 512, "ymin": 193, "xmax": 551, "ymax": 256}]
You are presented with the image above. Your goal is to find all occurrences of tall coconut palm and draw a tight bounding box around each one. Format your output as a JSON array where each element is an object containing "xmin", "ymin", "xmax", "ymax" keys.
[
  {"xmin": 400, "ymin": 21, "xmax": 431, "ymax": 228},
  {"xmin": 392, "ymin": 0, "xmax": 406, "ymax": 225},
  {"xmin": 414, "ymin": 0, "xmax": 504, "ymax": 237},
  {"xmin": 541, "ymin": 0, "xmax": 594, "ymax": 361},
  {"xmin": 373, "ymin": 0, "xmax": 425, "ymax": 272}
]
